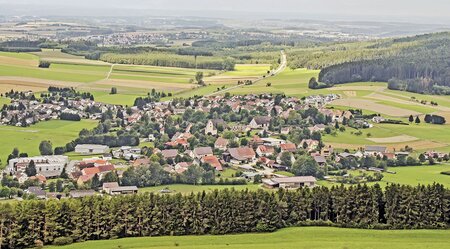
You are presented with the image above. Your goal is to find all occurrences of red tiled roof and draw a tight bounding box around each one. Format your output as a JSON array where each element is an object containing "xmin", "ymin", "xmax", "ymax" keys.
[
  {"xmin": 82, "ymin": 167, "xmax": 100, "ymax": 175},
  {"xmin": 78, "ymin": 174, "xmax": 95, "ymax": 183},
  {"xmin": 98, "ymin": 165, "xmax": 115, "ymax": 172},
  {"xmin": 280, "ymin": 143, "xmax": 297, "ymax": 152},
  {"xmin": 202, "ymin": 155, "xmax": 223, "ymax": 171}
]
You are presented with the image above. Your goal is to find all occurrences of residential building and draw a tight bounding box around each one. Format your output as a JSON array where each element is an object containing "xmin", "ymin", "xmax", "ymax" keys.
[
  {"xmin": 193, "ymin": 147, "xmax": 213, "ymax": 159},
  {"xmin": 214, "ymin": 137, "xmax": 229, "ymax": 150},
  {"xmin": 227, "ymin": 147, "xmax": 256, "ymax": 164},
  {"xmin": 249, "ymin": 116, "xmax": 271, "ymax": 129}
]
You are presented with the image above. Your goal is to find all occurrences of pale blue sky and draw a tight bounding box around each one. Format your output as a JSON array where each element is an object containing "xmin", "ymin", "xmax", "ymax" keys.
[{"xmin": 1, "ymin": 0, "xmax": 449, "ymax": 23}]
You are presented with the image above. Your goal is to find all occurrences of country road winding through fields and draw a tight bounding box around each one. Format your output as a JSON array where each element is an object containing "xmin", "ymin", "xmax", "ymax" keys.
[{"xmin": 206, "ymin": 50, "xmax": 287, "ymax": 97}]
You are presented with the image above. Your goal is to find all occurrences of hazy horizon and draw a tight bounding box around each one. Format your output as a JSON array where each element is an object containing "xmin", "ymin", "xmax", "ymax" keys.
[{"xmin": 1, "ymin": 0, "xmax": 450, "ymax": 24}]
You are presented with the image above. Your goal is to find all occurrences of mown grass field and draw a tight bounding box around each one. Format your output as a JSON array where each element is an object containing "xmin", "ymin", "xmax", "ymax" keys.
[
  {"xmin": 46, "ymin": 227, "xmax": 450, "ymax": 249},
  {"xmin": 323, "ymin": 121, "xmax": 450, "ymax": 151},
  {"xmin": 0, "ymin": 120, "xmax": 97, "ymax": 167},
  {"xmin": 319, "ymin": 165, "xmax": 450, "ymax": 188},
  {"xmin": 90, "ymin": 90, "xmax": 147, "ymax": 106},
  {"xmin": 222, "ymin": 64, "xmax": 271, "ymax": 77},
  {"xmin": 227, "ymin": 68, "xmax": 319, "ymax": 96},
  {"xmin": 110, "ymin": 65, "xmax": 216, "ymax": 84}
]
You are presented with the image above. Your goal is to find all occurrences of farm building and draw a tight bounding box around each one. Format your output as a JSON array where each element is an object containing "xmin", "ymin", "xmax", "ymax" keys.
[
  {"xmin": 103, "ymin": 182, "xmax": 138, "ymax": 195},
  {"xmin": 263, "ymin": 176, "xmax": 317, "ymax": 189},
  {"xmin": 75, "ymin": 144, "xmax": 110, "ymax": 154}
]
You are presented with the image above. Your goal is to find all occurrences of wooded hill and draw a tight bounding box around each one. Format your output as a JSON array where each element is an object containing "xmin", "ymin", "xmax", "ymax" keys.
[
  {"xmin": 0, "ymin": 184, "xmax": 448, "ymax": 248},
  {"xmin": 290, "ymin": 32, "xmax": 450, "ymax": 95}
]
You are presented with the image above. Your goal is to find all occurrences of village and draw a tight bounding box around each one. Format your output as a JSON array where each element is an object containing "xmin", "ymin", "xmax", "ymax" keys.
[
  {"xmin": 0, "ymin": 88, "xmax": 115, "ymax": 126},
  {"xmin": 1, "ymin": 92, "xmax": 448, "ymax": 200}
]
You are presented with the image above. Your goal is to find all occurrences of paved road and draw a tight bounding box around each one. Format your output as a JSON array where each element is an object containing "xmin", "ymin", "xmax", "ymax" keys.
[{"xmin": 206, "ymin": 50, "xmax": 287, "ymax": 97}]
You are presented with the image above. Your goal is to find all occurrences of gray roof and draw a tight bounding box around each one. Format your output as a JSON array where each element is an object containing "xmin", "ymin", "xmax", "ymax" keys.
[
  {"xmin": 109, "ymin": 186, "xmax": 138, "ymax": 192},
  {"xmin": 365, "ymin": 146, "xmax": 387, "ymax": 152},
  {"xmin": 26, "ymin": 187, "xmax": 46, "ymax": 197},
  {"xmin": 253, "ymin": 116, "xmax": 271, "ymax": 125},
  {"xmin": 69, "ymin": 190, "xmax": 96, "ymax": 198},
  {"xmin": 103, "ymin": 182, "xmax": 119, "ymax": 189},
  {"xmin": 194, "ymin": 147, "xmax": 213, "ymax": 156},
  {"xmin": 272, "ymin": 176, "xmax": 317, "ymax": 184},
  {"xmin": 314, "ymin": 156, "xmax": 327, "ymax": 163},
  {"xmin": 160, "ymin": 149, "xmax": 178, "ymax": 158},
  {"xmin": 75, "ymin": 144, "xmax": 109, "ymax": 150}
]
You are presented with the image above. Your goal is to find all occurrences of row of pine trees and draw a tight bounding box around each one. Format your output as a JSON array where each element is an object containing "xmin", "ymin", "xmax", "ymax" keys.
[{"xmin": 0, "ymin": 184, "xmax": 449, "ymax": 248}]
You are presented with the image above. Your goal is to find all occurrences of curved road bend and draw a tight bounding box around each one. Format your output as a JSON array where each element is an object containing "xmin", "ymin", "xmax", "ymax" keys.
[{"xmin": 206, "ymin": 50, "xmax": 287, "ymax": 97}]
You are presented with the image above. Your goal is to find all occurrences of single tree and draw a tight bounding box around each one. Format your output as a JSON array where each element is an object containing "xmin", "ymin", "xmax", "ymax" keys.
[
  {"xmin": 415, "ymin": 116, "xmax": 421, "ymax": 124},
  {"xmin": 25, "ymin": 160, "xmax": 37, "ymax": 177},
  {"xmin": 39, "ymin": 140, "xmax": 53, "ymax": 155},
  {"xmin": 195, "ymin": 72, "xmax": 204, "ymax": 85}
]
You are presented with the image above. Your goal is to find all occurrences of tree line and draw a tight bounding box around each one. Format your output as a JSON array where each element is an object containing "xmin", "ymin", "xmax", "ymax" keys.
[
  {"xmin": 0, "ymin": 184, "xmax": 448, "ymax": 248},
  {"xmin": 99, "ymin": 52, "xmax": 235, "ymax": 71},
  {"xmin": 316, "ymin": 33, "xmax": 450, "ymax": 95}
]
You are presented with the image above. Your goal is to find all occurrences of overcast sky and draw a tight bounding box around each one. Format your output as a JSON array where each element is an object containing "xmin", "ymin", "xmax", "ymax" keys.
[{"xmin": 1, "ymin": 0, "xmax": 450, "ymax": 23}]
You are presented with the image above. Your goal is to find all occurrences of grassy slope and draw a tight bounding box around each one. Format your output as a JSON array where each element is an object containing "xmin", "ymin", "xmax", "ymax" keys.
[
  {"xmin": 320, "ymin": 165, "xmax": 450, "ymax": 188},
  {"xmin": 0, "ymin": 97, "xmax": 9, "ymax": 105},
  {"xmin": 222, "ymin": 64, "xmax": 271, "ymax": 77},
  {"xmin": 46, "ymin": 227, "xmax": 450, "ymax": 249},
  {"xmin": 0, "ymin": 120, "xmax": 98, "ymax": 167},
  {"xmin": 91, "ymin": 90, "xmax": 146, "ymax": 106},
  {"xmin": 0, "ymin": 63, "xmax": 109, "ymax": 82},
  {"xmin": 227, "ymin": 68, "xmax": 319, "ymax": 96}
]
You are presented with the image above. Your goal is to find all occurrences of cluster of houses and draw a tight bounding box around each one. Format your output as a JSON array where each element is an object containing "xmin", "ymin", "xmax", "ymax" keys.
[
  {"xmin": 6, "ymin": 92, "xmax": 447, "ymax": 199},
  {"xmin": 0, "ymin": 92, "xmax": 115, "ymax": 126}
]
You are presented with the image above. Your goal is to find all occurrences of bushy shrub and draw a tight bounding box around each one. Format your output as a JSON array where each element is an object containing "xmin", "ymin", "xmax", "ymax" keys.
[{"xmin": 53, "ymin": 237, "xmax": 73, "ymax": 246}]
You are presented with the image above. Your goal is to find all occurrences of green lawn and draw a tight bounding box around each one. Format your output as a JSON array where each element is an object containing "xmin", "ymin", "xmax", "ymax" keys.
[
  {"xmin": 46, "ymin": 227, "xmax": 450, "ymax": 249},
  {"xmin": 0, "ymin": 120, "xmax": 98, "ymax": 167},
  {"xmin": 111, "ymin": 65, "xmax": 217, "ymax": 84},
  {"xmin": 0, "ymin": 63, "xmax": 109, "ymax": 82},
  {"xmin": 0, "ymin": 97, "xmax": 10, "ymax": 105},
  {"xmin": 382, "ymin": 165, "xmax": 450, "ymax": 188},
  {"xmin": 227, "ymin": 68, "xmax": 319, "ymax": 97},
  {"xmin": 323, "ymin": 122, "xmax": 450, "ymax": 149},
  {"xmin": 0, "ymin": 51, "xmax": 39, "ymax": 60},
  {"xmin": 91, "ymin": 90, "xmax": 146, "ymax": 106},
  {"xmin": 223, "ymin": 64, "xmax": 271, "ymax": 77},
  {"xmin": 139, "ymin": 184, "xmax": 261, "ymax": 194},
  {"xmin": 319, "ymin": 165, "xmax": 450, "ymax": 188}
]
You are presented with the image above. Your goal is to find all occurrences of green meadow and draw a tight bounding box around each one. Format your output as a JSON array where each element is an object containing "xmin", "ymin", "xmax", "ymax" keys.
[
  {"xmin": 322, "ymin": 121, "xmax": 450, "ymax": 151},
  {"xmin": 0, "ymin": 120, "xmax": 98, "ymax": 167},
  {"xmin": 110, "ymin": 65, "xmax": 217, "ymax": 84},
  {"xmin": 222, "ymin": 64, "xmax": 271, "ymax": 77},
  {"xmin": 90, "ymin": 90, "xmax": 146, "ymax": 106},
  {"xmin": 227, "ymin": 68, "xmax": 320, "ymax": 96},
  {"xmin": 320, "ymin": 165, "xmax": 450, "ymax": 188},
  {"xmin": 46, "ymin": 227, "xmax": 450, "ymax": 249},
  {"xmin": 0, "ymin": 63, "xmax": 109, "ymax": 82}
]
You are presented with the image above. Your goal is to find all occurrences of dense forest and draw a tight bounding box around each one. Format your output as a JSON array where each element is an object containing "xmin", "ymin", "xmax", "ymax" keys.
[
  {"xmin": 288, "ymin": 32, "xmax": 450, "ymax": 95},
  {"xmin": 0, "ymin": 184, "xmax": 448, "ymax": 248}
]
